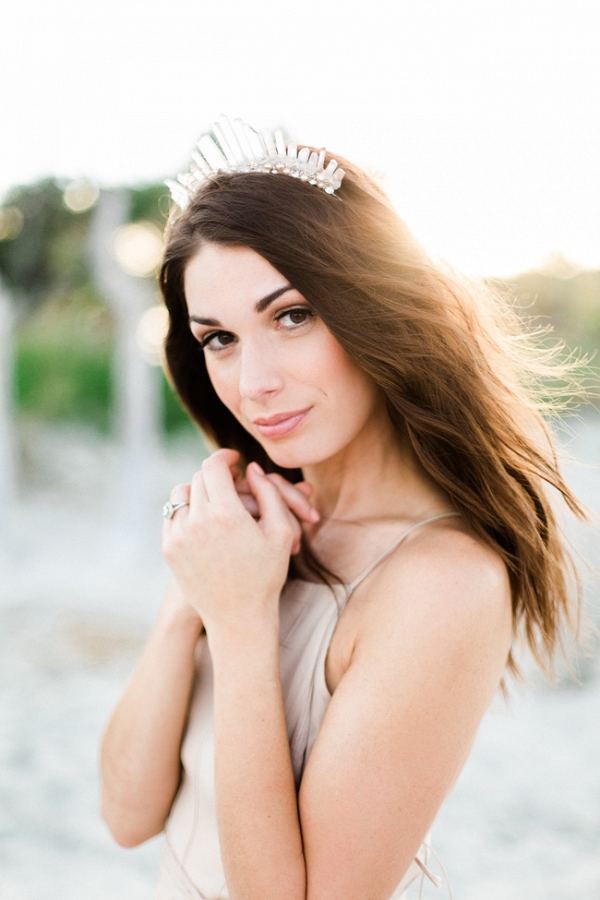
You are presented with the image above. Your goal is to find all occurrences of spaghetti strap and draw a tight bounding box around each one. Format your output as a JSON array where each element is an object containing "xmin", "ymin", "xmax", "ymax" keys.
[{"xmin": 346, "ymin": 512, "xmax": 461, "ymax": 596}]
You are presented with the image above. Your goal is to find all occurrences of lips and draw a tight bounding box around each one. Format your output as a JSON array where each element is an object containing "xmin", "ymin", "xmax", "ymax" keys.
[{"xmin": 253, "ymin": 407, "xmax": 311, "ymax": 438}]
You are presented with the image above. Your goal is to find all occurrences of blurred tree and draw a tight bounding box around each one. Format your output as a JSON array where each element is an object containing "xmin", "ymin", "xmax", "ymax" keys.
[
  {"xmin": 0, "ymin": 179, "xmax": 98, "ymax": 317},
  {"xmin": 0, "ymin": 178, "xmax": 171, "ymax": 318},
  {"xmin": 2, "ymin": 177, "xmax": 597, "ymax": 434},
  {"xmin": 0, "ymin": 177, "xmax": 192, "ymax": 434},
  {"xmin": 129, "ymin": 183, "xmax": 171, "ymax": 228}
]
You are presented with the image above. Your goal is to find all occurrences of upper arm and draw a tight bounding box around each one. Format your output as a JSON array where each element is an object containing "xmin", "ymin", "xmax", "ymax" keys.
[{"xmin": 298, "ymin": 531, "xmax": 512, "ymax": 900}]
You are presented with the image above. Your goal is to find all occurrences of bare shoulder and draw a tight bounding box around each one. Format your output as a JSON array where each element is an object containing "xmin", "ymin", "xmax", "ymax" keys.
[
  {"xmin": 303, "ymin": 524, "xmax": 514, "ymax": 897},
  {"xmin": 378, "ymin": 516, "xmax": 509, "ymax": 611},
  {"xmin": 355, "ymin": 517, "xmax": 513, "ymax": 676}
]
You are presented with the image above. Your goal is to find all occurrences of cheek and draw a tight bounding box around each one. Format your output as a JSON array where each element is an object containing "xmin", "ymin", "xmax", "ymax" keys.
[
  {"xmin": 298, "ymin": 329, "xmax": 350, "ymax": 387},
  {"xmin": 315, "ymin": 335, "xmax": 375, "ymax": 407},
  {"xmin": 205, "ymin": 361, "xmax": 240, "ymax": 411}
]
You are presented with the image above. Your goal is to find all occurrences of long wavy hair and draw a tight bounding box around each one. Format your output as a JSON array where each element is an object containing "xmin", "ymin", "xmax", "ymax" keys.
[{"xmin": 159, "ymin": 153, "xmax": 585, "ymax": 674}]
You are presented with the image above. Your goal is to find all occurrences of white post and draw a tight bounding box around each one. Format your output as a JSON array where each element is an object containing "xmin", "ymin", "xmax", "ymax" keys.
[
  {"xmin": 88, "ymin": 190, "xmax": 162, "ymax": 558},
  {"xmin": 0, "ymin": 280, "xmax": 16, "ymax": 561}
]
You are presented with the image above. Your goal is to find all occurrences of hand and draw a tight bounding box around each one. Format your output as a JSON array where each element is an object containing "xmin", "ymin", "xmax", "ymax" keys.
[
  {"xmin": 234, "ymin": 470, "xmax": 319, "ymax": 554},
  {"xmin": 162, "ymin": 450, "xmax": 317, "ymax": 638},
  {"xmin": 169, "ymin": 459, "xmax": 319, "ymax": 556}
]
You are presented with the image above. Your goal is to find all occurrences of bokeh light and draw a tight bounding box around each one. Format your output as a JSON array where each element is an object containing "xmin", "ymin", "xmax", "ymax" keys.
[
  {"xmin": 136, "ymin": 304, "xmax": 169, "ymax": 365},
  {"xmin": 1, "ymin": 5, "xmax": 599, "ymax": 897},
  {"xmin": 113, "ymin": 221, "xmax": 163, "ymax": 277},
  {"xmin": 0, "ymin": 206, "xmax": 24, "ymax": 241},
  {"xmin": 63, "ymin": 179, "xmax": 99, "ymax": 213}
]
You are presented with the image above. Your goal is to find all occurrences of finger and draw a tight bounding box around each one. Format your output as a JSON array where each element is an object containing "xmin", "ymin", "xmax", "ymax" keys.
[
  {"xmin": 236, "ymin": 491, "xmax": 260, "ymax": 518},
  {"xmin": 246, "ymin": 463, "xmax": 297, "ymax": 544},
  {"xmin": 201, "ymin": 450, "xmax": 244, "ymax": 509},
  {"xmin": 214, "ymin": 448, "xmax": 241, "ymax": 465},
  {"xmin": 163, "ymin": 484, "xmax": 191, "ymax": 536},
  {"xmin": 290, "ymin": 514, "xmax": 303, "ymax": 554},
  {"xmin": 234, "ymin": 478, "xmax": 260, "ymax": 516},
  {"xmin": 169, "ymin": 483, "xmax": 191, "ymax": 504},
  {"xmin": 190, "ymin": 449, "xmax": 240, "ymax": 509},
  {"xmin": 189, "ymin": 469, "xmax": 209, "ymax": 509},
  {"xmin": 238, "ymin": 477, "xmax": 309, "ymax": 518},
  {"xmin": 265, "ymin": 473, "xmax": 320, "ymax": 523},
  {"xmin": 283, "ymin": 507, "xmax": 302, "ymax": 554}
]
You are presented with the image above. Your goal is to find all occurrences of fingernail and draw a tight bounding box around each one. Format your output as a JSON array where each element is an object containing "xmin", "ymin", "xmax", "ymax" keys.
[
  {"xmin": 252, "ymin": 462, "xmax": 264, "ymax": 475},
  {"xmin": 310, "ymin": 508, "xmax": 320, "ymax": 522}
]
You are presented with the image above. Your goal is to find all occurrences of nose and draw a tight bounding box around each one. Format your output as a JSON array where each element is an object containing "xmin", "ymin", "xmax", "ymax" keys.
[{"xmin": 238, "ymin": 341, "xmax": 284, "ymax": 402}]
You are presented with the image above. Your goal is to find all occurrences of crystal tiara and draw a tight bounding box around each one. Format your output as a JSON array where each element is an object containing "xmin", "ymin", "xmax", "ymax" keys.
[{"xmin": 166, "ymin": 115, "xmax": 346, "ymax": 210}]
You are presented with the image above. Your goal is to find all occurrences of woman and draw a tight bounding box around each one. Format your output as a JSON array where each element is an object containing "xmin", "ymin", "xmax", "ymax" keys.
[{"xmin": 100, "ymin": 118, "xmax": 582, "ymax": 899}]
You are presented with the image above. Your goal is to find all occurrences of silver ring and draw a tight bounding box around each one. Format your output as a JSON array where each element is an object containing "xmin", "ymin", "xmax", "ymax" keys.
[{"xmin": 163, "ymin": 500, "xmax": 189, "ymax": 519}]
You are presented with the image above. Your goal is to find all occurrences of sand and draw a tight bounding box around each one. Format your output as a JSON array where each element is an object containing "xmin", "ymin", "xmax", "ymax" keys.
[{"xmin": 1, "ymin": 417, "xmax": 599, "ymax": 899}]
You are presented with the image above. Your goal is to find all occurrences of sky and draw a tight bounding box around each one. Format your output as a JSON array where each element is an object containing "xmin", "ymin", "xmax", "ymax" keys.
[{"xmin": 2, "ymin": 0, "xmax": 599, "ymax": 277}]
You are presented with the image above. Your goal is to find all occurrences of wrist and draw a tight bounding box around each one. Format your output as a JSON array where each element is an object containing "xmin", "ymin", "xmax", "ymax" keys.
[
  {"xmin": 160, "ymin": 582, "xmax": 204, "ymax": 636},
  {"xmin": 206, "ymin": 611, "xmax": 280, "ymax": 671}
]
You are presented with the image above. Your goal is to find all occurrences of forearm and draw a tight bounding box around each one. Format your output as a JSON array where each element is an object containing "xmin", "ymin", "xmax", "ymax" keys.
[
  {"xmin": 210, "ymin": 625, "xmax": 306, "ymax": 900},
  {"xmin": 100, "ymin": 582, "xmax": 203, "ymax": 846}
]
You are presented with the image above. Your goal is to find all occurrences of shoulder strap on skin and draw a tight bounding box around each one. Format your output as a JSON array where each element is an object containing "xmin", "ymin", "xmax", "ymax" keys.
[
  {"xmin": 418, "ymin": 842, "xmax": 455, "ymax": 898},
  {"xmin": 345, "ymin": 512, "xmax": 461, "ymax": 597}
]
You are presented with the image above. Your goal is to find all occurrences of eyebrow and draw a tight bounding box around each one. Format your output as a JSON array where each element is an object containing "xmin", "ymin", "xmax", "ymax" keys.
[{"xmin": 188, "ymin": 285, "xmax": 294, "ymax": 327}]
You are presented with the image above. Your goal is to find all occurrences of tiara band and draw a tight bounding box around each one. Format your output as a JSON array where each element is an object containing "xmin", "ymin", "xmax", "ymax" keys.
[{"xmin": 166, "ymin": 115, "xmax": 346, "ymax": 210}]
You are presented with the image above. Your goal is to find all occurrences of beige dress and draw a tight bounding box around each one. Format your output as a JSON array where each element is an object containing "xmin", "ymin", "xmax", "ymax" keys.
[{"xmin": 156, "ymin": 513, "xmax": 457, "ymax": 900}]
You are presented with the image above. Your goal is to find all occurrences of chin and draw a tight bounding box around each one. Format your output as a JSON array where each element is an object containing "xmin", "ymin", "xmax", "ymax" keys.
[
  {"xmin": 261, "ymin": 437, "xmax": 336, "ymax": 472},
  {"xmin": 262, "ymin": 447, "xmax": 306, "ymax": 471}
]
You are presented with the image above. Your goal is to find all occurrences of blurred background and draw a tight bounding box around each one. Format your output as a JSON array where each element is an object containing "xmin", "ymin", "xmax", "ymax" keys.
[{"xmin": 1, "ymin": 1, "xmax": 599, "ymax": 898}]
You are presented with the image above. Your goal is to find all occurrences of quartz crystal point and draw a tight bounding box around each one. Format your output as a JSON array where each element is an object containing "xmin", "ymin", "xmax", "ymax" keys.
[{"xmin": 167, "ymin": 116, "xmax": 345, "ymax": 208}]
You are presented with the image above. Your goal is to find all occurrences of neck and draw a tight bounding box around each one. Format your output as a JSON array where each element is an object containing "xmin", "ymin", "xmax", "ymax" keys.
[{"xmin": 301, "ymin": 405, "xmax": 449, "ymax": 525}]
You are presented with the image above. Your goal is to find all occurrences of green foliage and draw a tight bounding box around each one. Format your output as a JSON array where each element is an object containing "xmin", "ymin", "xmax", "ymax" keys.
[
  {"xmin": 15, "ymin": 325, "xmax": 114, "ymax": 431},
  {"xmin": 0, "ymin": 177, "xmax": 172, "ymax": 320},
  {"xmin": 162, "ymin": 374, "xmax": 196, "ymax": 436},
  {"xmin": 13, "ymin": 311, "xmax": 194, "ymax": 436},
  {"xmin": 0, "ymin": 179, "xmax": 96, "ymax": 316},
  {"xmin": 1, "ymin": 175, "xmax": 196, "ymax": 436},
  {"xmin": 2, "ymin": 175, "xmax": 599, "ymax": 435},
  {"xmin": 129, "ymin": 183, "xmax": 171, "ymax": 228}
]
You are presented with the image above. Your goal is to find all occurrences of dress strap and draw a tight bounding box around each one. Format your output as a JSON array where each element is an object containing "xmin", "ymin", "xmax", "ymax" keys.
[
  {"xmin": 417, "ymin": 842, "xmax": 455, "ymax": 898},
  {"xmin": 346, "ymin": 512, "xmax": 461, "ymax": 596}
]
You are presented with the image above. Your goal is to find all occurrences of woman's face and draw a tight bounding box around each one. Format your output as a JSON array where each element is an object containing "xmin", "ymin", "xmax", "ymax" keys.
[{"xmin": 184, "ymin": 243, "xmax": 385, "ymax": 470}]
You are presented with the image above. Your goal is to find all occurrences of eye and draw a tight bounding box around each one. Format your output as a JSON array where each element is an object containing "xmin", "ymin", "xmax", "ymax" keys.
[
  {"xmin": 275, "ymin": 307, "xmax": 314, "ymax": 328},
  {"xmin": 199, "ymin": 331, "xmax": 236, "ymax": 352}
]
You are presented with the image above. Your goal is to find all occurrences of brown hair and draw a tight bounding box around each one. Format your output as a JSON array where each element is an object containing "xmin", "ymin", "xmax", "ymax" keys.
[{"xmin": 159, "ymin": 155, "xmax": 585, "ymax": 674}]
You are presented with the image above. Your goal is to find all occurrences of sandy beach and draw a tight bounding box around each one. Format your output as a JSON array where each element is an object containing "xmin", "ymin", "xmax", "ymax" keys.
[{"xmin": 1, "ymin": 416, "xmax": 599, "ymax": 899}]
